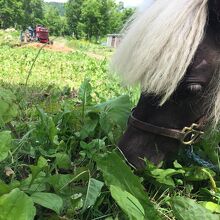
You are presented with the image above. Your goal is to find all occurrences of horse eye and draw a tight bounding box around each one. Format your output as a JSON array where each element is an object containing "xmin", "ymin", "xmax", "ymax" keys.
[{"xmin": 186, "ymin": 84, "xmax": 203, "ymax": 93}]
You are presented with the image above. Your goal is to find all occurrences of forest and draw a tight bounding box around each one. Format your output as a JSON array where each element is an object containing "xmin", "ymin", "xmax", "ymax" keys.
[{"xmin": 0, "ymin": 0, "xmax": 134, "ymax": 40}]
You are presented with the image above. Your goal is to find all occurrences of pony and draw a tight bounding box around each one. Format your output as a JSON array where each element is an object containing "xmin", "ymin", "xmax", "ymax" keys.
[{"xmin": 111, "ymin": 0, "xmax": 220, "ymax": 169}]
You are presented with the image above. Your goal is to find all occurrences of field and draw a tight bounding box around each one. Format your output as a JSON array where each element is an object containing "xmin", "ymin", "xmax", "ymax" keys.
[{"xmin": 1, "ymin": 29, "xmax": 220, "ymax": 220}]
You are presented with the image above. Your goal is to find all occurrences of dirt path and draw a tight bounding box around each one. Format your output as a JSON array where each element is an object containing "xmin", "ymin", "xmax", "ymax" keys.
[
  {"xmin": 25, "ymin": 41, "xmax": 74, "ymax": 53},
  {"xmin": 22, "ymin": 39, "xmax": 106, "ymax": 60}
]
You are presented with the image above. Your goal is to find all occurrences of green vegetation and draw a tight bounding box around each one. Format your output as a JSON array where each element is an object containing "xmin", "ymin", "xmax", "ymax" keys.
[
  {"xmin": 0, "ymin": 0, "xmax": 134, "ymax": 38},
  {"xmin": 0, "ymin": 30, "xmax": 220, "ymax": 220},
  {"xmin": 65, "ymin": 0, "xmax": 134, "ymax": 40},
  {"xmin": 45, "ymin": 2, "xmax": 65, "ymax": 16},
  {"xmin": 0, "ymin": 0, "xmax": 44, "ymax": 29}
]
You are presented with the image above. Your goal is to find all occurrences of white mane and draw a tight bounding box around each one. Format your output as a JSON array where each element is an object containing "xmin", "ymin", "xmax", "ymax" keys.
[{"xmin": 111, "ymin": 0, "xmax": 208, "ymax": 104}]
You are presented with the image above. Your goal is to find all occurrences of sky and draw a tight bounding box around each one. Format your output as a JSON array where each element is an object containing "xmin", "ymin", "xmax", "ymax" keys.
[{"xmin": 44, "ymin": 0, "xmax": 145, "ymax": 7}]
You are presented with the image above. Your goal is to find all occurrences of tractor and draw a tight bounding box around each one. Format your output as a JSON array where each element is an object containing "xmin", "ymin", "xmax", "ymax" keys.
[{"xmin": 21, "ymin": 25, "xmax": 52, "ymax": 44}]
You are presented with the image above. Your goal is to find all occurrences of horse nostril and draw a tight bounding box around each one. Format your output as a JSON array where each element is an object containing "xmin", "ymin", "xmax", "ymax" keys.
[{"xmin": 186, "ymin": 84, "xmax": 203, "ymax": 93}]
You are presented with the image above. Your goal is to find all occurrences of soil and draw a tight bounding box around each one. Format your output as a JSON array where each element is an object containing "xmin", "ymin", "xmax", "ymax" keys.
[
  {"xmin": 24, "ymin": 42, "xmax": 73, "ymax": 53},
  {"xmin": 22, "ymin": 41, "xmax": 106, "ymax": 60}
]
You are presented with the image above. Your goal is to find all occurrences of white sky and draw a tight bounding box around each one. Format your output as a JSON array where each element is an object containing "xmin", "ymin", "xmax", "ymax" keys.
[
  {"xmin": 44, "ymin": 0, "xmax": 145, "ymax": 7},
  {"xmin": 116, "ymin": 0, "xmax": 144, "ymax": 7}
]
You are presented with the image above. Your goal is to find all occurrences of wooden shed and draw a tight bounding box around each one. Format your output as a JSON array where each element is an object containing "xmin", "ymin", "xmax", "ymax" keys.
[{"xmin": 106, "ymin": 34, "xmax": 122, "ymax": 48}]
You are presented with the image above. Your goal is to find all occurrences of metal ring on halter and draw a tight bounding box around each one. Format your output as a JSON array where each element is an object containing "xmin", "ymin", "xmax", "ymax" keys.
[{"xmin": 181, "ymin": 123, "xmax": 204, "ymax": 145}]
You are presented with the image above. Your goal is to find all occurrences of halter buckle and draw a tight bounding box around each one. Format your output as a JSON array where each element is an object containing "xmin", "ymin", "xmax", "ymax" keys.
[{"xmin": 181, "ymin": 123, "xmax": 204, "ymax": 145}]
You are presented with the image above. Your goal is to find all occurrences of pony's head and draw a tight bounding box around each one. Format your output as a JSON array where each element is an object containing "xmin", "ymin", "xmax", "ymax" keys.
[
  {"xmin": 111, "ymin": 0, "xmax": 220, "ymax": 127},
  {"xmin": 112, "ymin": 0, "xmax": 220, "ymax": 168}
]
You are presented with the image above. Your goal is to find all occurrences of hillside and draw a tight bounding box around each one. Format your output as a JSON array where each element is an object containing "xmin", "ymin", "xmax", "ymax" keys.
[{"xmin": 44, "ymin": 2, "xmax": 65, "ymax": 16}]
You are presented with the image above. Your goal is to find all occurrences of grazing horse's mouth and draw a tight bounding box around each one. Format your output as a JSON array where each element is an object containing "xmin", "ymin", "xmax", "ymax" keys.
[{"xmin": 128, "ymin": 109, "xmax": 205, "ymax": 146}]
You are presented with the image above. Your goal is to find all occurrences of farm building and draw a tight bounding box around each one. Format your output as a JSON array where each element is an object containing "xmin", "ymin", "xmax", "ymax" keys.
[{"xmin": 106, "ymin": 34, "xmax": 122, "ymax": 48}]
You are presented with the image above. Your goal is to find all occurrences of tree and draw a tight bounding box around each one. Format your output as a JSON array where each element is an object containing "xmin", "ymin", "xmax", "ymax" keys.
[
  {"xmin": 44, "ymin": 2, "xmax": 65, "ymax": 16},
  {"xmin": 99, "ymin": 0, "xmax": 118, "ymax": 36},
  {"xmin": 65, "ymin": 0, "xmax": 84, "ymax": 38},
  {"xmin": 43, "ymin": 6, "xmax": 66, "ymax": 36},
  {"xmin": 65, "ymin": 0, "xmax": 134, "ymax": 40},
  {"xmin": 21, "ymin": 0, "xmax": 44, "ymax": 29},
  {"xmin": 0, "ymin": 0, "xmax": 134, "ymax": 38},
  {"xmin": 106, "ymin": 2, "xmax": 135, "ymax": 34},
  {"xmin": 0, "ymin": 0, "xmax": 44, "ymax": 29},
  {"xmin": 81, "ymin": 0, "xmax": 102, "ymax": 41},
  {"xmin": 121, "ymin": 8, "xmax": 134, "ymax": 25},
  {"xmin": 80, "ymin": 0, "xmax": 134, "ymax": 41},
  {"xmin": 0, "ymin": 0, "xmax": 24, "ymax": 29}
]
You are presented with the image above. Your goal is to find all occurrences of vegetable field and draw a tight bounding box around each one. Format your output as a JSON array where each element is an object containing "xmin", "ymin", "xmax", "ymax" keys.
[{"xmin": 1, "ymin": 30, "xmax": 220, "ymax": 220}]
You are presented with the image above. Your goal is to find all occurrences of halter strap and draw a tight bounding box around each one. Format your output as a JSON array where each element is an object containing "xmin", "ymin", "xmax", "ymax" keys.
[{"xmin": 128, "ymin": 111, "xmax": 205, "ymax": 145}]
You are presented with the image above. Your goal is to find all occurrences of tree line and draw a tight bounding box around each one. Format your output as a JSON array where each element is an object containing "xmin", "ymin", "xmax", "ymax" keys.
[{"xmin": 0, "ymin": 0, "xmax": 134, "ymax": 40}]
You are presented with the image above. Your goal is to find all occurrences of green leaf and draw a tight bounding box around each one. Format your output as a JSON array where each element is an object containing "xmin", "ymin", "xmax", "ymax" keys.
[
  {"xmin": 20, "ymin": 172, "xmax": 47, "ymax": 193},
  {"xmin": 171, "ymin": 196, "xmax": 220, "ymax": 220},
  {"xmin": 93, "ymin": 95, "xmax": 131, "ymax": 128},
  {"xmin": 37, "ymin": 156, "xmax": 49, "ymax": 169},
  {"xmin": 198, "ymin": 129, "xmax": 220, "ymax": 164},
  {"xmin": 31, "ymin": 192, "xmax": 63, "ymax": 214},
  {"xmin": 0, "ymin": 88, "xmax": 18, "ymax": 126},
  {"xmin": 96, "ymin": 152, "xmax": 160, "ymax": 220},
  {"xmin": 48, "ymin": 171, "xmax": 89, "ymax": 194},
  {"xmin": 173, "ymin": 160, "xmax": 183, "ymax": 169},
  {"xmin": 80, "ymin": 117, "xmax": 98, "ymax": 139},
  {"xmin": 82, "ymin": 178, "xmax": 104, "ymax": 211},
  {"xmin": 0, "ymin": 131, "xmax": 12, "ymax": 162},
  {"xmin": 55, "ymin": 153, "xmax": 71, "ymax": 169},
  {"xmin": 80, "ymin": 139, "xmax": 106, "ymax": 158},
  {"xmin": 0, "ymin": 180, "xmax": 10, "ymax": 196},
  {"xmin": 110, "ymin": 185, "xmax": 145, "ymax": 220},
  {"xmin": 150, "ymin": 168, "xmax": 185, "ymax": 187},
  {"xmin": 99, "ymin": 112, "xmax": 112, "ymax": 134},
  {"xmin": 78, "ymin": 78, "xmax": 92, "ymax": 105},
  {"xmin": 36, "ymin": 107, "xmax": 57, "ymax": 144},
  {"xmin": 0, "ymin": 188, "xmax": 36, "ymax": 220},
  {"xmin": 71, "ymin": 193, "xmax": 84, "ymax": 211},
  {"xmin": 200, "ymin": 201, "xmax": 220, "ymax": 214},
  {"xmin": 48, "ymin": 174, "xmax": 75, "ymax": 193},
  {"xmin": 184, "ymin": 167, "xmax": 216, "ymax": 181},
  {"xmin": 29, "ymin": 156, "xmax": 49, "ymax": 188}
]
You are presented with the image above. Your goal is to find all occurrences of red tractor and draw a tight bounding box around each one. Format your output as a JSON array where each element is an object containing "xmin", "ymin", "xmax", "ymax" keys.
[
  {"xmin": 22, "ymin": 25, "xmax": 52, "ymax": 44},
  {"xmin": 35, "ymin": 25, "xmax": 50, "ymax": 43}
]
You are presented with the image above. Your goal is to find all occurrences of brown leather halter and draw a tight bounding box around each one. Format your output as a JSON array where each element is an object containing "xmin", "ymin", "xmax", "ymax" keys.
[{"xmin": 128, "ymin": 110, "xmax": 205, "ymax": 145}]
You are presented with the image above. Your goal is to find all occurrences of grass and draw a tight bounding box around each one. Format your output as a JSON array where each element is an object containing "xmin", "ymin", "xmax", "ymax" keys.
[{"xmin": 0, "ymin": 29, "xmax": 220, "ymax": 220}]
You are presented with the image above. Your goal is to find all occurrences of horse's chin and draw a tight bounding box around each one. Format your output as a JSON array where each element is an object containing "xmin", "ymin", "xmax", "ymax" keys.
[{"xmin": 118, "ymin": 127, "xmax": 181, "ymax": 169}]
